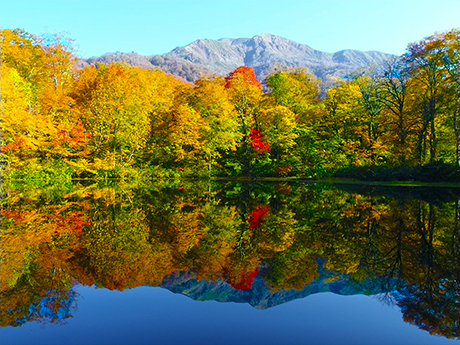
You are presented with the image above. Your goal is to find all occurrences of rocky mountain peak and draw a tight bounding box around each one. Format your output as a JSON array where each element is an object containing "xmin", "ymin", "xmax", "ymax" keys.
[{"xmin": 85, "ymin": 34, "xmax": 395, "ymax": 83}]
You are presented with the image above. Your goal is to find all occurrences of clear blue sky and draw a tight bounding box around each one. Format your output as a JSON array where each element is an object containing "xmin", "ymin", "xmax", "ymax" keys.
[{"xmin": 1, "ymin": 0, "xmax": 459, "ymax": 58}]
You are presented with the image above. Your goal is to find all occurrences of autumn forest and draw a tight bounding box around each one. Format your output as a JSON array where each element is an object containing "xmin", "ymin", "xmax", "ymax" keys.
[{"xmin": 1, "ymin": 28, "xmax": 460, "ymax": 181}]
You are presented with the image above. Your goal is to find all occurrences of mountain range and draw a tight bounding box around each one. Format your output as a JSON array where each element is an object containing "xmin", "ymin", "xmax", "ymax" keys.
[{"xmin": 84, "ymin": 33, "xmax": 395, "ymax": 83}]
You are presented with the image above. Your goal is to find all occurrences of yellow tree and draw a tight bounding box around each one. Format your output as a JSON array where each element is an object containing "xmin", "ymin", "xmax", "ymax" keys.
[
  {"xmin": 143, "ymin": 76, "xmax": 205, "ymax": 171},
  {"xmin": 415, "ymin": 30, "xmax": 460, "ymax": 166},
  {"xmin": 0, "ymin": 29, "xmax": 45, "ymax": 84},
  {"xmin": 323, "ymin": 77, "xmax": 389, "ymax": 167},
  {"xmin": 377, "ymin": 59, "xmax": 421, "ymax": 165},
  {"xmin": 402, "ymin": 32, "xmax": 457, "ymax": 164},
  {"xmin": 266, "ymin": 66, "xmax": 322, "ymax": 125},
  {"xmin": 189, "ymin": 76, "xmax": 242, "ymax": 174},
  {"xmin": 224, "ymin": 66, "xmax": 264, "ymax": 175},
  {"xmin": 74, "ymin": 64, "xmax": 150, "ymax": 174},
  {"xmin": 38, "ymin": 37, "xmax": 77, "ymax": 122},
  {"xmin": 225, "ymin": 66, "xmax": 263, "ymax": 132},
  {"xmin": 265, "ymin": 67, "xmax": 326, "ymax": 175},
  {"xmin": 324, "ymin": 79, "xmax": 366, "ymax": 166},
  {"xmin": 259, "ymin": 105, "xmax": 298, "ymax": 175},
  {"xmin": 1, "ymin": 65, "xmax": 37, "ymax": 169},
  {"xmin": 1, "ymin": 30, "xmax": 90, "ymax": 175},
  {"xmin": 131, "ymin": 68, "xmax": 204, "ymax": 172},
  {"xmin": 167, "ymin": 101, "xmax": 206, "ymax": 168},
  {"xmin": 37, "ymin": 36, "xmax": 91, "ymax": 168}
]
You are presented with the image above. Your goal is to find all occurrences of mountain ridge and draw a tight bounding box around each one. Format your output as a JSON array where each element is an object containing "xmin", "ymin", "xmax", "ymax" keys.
[{"xmin": 85, "ymin": 34, "xmax": 395, "ymax": 83}]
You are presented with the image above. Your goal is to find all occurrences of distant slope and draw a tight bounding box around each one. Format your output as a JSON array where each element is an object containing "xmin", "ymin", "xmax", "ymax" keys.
[
  {"xmin": 85, "ymin": 52, "xmax": 214, "ymax": 82},
  {"xmin": 85, "ymin": 34, "xmax": 395, "ymax": 83}
]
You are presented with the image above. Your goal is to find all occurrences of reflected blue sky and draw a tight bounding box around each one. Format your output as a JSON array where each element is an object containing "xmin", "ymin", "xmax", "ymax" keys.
[{"xmin": 1, "ymin": 284, "xmax": 458, "ymax": 345}]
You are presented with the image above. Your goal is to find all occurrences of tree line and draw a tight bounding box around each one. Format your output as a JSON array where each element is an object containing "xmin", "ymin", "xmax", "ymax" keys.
[{"xmin": 1, "ymin": 28, "xmax": 459, "ymax": 180}]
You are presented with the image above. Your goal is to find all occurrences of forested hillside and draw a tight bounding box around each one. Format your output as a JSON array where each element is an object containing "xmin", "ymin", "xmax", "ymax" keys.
[{"xmin": 1, "ymin": 29, "xmax": 459, "ymax": 181}]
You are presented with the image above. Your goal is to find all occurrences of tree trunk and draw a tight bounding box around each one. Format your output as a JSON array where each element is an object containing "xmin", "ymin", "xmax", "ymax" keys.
[{"xmin": 416, "ymin": 118, "xmax": 430, "ymax": 165}]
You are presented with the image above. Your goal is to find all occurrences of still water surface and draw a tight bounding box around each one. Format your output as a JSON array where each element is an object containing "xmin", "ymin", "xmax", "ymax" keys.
[{"xmin": 1, "ymin": 180, "xmax": 459, "ymax": 344}]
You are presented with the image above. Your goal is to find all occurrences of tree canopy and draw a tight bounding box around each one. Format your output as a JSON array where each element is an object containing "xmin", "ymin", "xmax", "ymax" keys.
[{"xmin": 1, "ymin": 28, "xmax": 459, "ymax": 181}]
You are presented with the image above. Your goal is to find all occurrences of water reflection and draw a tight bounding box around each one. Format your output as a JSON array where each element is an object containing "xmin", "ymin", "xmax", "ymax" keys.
[{"xmin": 1, "ymin": 180, "xmax": 459, "ymax": 339}]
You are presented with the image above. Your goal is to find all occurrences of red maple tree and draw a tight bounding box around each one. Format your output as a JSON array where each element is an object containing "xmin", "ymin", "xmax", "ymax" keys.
[
  {"xmin": 229, "ymin": 268, "xmax": 260, "ymax": 290},
  {"xmin": 248, "ymin": 204, "xmax": 270, "ymax": 229},
  {"xmin": 248, "ymin": 128, "xmax": 270, "ymax": 154},
  {"xmin": 224, "ymin": 66, "xmax": 261, "ymax": 89}
]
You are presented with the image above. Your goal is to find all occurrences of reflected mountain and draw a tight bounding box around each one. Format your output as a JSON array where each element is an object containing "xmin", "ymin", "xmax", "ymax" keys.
[
  {"xmin": 159, "ymin": 259, "xmax": 392, "ymax": 309},
  {"xmin": 1, "ymin": 180, "xmax": 459, "ymax": 339}
]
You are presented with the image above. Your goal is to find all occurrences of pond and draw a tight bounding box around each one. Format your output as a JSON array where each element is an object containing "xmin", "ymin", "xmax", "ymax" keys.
[{"xmin": 1, "ymin": 180, "xmax": 460, "ymax": 344}]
